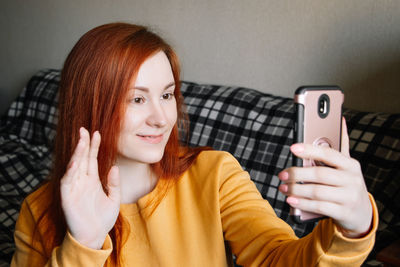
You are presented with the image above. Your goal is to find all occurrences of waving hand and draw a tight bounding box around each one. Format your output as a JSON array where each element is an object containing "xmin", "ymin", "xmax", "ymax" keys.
[{"xmin": 60, "ymin": 127, "xmax": 121, "ymax": 249}]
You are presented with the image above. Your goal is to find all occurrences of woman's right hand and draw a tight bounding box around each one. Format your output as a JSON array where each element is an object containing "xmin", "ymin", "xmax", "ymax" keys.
[{"xmin": 60, "ymin": 127, "xmax": 121, "ymax": 249}]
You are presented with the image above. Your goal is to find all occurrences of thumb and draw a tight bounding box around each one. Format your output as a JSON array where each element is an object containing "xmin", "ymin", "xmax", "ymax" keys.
[{"xmin": 107, "ymin": 166, "xmax": 121, "ymax": 203}]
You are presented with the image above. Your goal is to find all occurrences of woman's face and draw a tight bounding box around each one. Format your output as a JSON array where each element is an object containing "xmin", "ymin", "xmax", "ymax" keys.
[{"xmin": 117, "ymin": 51, "xmax": 177, "ymax": 165}]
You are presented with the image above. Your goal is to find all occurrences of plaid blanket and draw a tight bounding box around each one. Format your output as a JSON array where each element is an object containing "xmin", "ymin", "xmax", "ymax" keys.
[{"xmin": 0, "ymin": 69, "xmax": 399, "ymax": 266}]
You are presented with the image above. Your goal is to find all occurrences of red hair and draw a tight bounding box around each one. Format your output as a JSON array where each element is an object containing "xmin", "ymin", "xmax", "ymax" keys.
[{"xmin": 34, "ymin": 23, "xmax": 209, "ymax": 266}]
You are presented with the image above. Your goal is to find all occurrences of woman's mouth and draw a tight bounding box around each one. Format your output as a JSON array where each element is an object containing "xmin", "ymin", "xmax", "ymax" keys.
[{"xmin": 137, "ymin": 134, "xmax": 164, "ymax": 144}]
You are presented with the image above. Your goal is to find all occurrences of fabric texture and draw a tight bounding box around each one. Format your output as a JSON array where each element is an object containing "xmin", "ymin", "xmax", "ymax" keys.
[
  {"xmin": 0, "ymin": 69, "xmax": 399, "ymax": 266},
  {"xmin": 12, "ymin": 151, "xmax": 378, "ymax": 267},
  {"xmin": 0, "ymin": 70, "xmax": 59, "ymax": 266}
]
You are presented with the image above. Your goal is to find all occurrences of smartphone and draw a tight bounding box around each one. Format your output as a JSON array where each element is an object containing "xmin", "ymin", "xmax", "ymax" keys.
[{"xmin": 291, "ymin": 86, "xmax": 344, "ymax": 223}]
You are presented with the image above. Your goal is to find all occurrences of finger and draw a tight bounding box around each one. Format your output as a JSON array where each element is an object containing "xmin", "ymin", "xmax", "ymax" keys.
[
  {"xmin": 68, "ymin": 136, "xmax": 86, "ymax": 167},
  {"xmin": 279, "ymin": 167, "xmax": 346, "ymax": 186},
  {"xmin": 78, "ymin": 127, "xmax": 91, "ymax": 173},
  {"xmin": 341, "ymin": 117, "xmax": 350, "ymax": 157},
  {"xmin": 290, "ymin": 143, "xmax": 353, "ymax": 170},
  {"xmin": 107, "ymin": 166, "xmax": 120, "ymax": 203},
  {"xmin": 286, "ymin": 196, "xmax": 343, "ymax": 220},
  {"xmin": 61, "ymin": 161, "xmax": 79, "ymax": 186},
  {"xmin": 281, "ymin": 183, "xmax": 346, "ymax": 204},
  {"xmin": 65, "ymin": 136, "xmax": 87, "ymax": 185},
  {"xmin": 87, "ymin": 131, "xmax": 101, "ymax": 176}
]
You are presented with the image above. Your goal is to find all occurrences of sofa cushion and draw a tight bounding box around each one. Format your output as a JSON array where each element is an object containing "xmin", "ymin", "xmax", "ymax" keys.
[
  {"xmin": 1, "ymin": 69, "xmax": 59, "ymax": 146},
  {"xmin": 0, "ymin": 69, "xmax": 60, "ymax": 264},
  {"xmin": 343, "ymin": 109, "xmax": 400, "ymax": 255}
]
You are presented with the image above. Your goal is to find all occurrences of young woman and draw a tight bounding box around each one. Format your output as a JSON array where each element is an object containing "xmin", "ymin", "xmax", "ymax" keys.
[{"xmin": 12, "ymin": 23, "xmax": 377, "ymax": 266}]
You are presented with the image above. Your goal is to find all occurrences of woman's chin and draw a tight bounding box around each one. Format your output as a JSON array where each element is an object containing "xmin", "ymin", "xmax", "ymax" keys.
[{"xmin": 117, "ymin": 151, "xmax": 165, "ymax": 165}]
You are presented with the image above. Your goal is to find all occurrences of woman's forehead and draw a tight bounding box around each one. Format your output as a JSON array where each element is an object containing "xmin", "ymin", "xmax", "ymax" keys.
[{"xmin": 133, "ymin": 51, "xmax": 174, "ymax": 89}]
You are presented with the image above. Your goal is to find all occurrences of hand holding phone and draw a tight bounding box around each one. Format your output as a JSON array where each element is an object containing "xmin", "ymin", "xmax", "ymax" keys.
[
  {"xmin": 278, "ymin": 88, "xmax": 373, "ymax": 236},
  {"xmin": 291, "ymin": 86, "xmax": 344, "ymax": 223}
]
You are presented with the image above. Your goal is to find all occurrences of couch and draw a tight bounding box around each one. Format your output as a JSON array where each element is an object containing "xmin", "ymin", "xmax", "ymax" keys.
[{"xmin": 0, "ymin": 69, "xmax": 399, "ymax": 266}]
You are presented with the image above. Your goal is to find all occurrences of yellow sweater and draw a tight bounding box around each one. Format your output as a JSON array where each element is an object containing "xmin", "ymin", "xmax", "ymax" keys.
[{"xmin": 12, "ymin": 151, "xmax": 378, "ymax": 266}]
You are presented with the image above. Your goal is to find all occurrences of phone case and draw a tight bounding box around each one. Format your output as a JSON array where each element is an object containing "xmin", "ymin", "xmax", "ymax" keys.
[{"xmin": 291, "ymin": 86, "xmax": 344, "ymax": 224}]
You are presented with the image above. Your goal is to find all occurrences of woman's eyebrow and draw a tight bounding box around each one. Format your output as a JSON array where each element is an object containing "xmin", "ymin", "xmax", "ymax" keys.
[
  {"xmin": 133, "ymin": 86, "xmax": 149, "ymax": 92},
  {"xmin": 164, "ymin": 82, "xmax": 176, "ymax": 90},
  {"xmin": 134, "ymin": 82, "xmax": 175, "ymax": 92}
]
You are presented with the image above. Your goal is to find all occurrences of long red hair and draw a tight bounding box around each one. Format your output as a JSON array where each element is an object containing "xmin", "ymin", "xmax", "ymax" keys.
[{"xmin": 34, "ymin": 23, "xmax": 208, "ymax": 266}]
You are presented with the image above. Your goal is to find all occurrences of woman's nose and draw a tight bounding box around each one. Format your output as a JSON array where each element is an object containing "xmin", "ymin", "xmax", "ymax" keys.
[{"xmin": 147, "ymin": 102, "xmax": 167, "ymax": 128}]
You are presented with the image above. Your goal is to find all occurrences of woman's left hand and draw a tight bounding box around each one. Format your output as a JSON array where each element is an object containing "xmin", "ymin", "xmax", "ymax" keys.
[{"xmin": 278, "ymin": 118, "xmax": 373, "ymax": 238}]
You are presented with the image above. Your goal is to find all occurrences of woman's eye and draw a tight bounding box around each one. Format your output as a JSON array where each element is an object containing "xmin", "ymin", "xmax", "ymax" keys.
[
  {"xmin": 132, "ymin": 97, "xmax": 145, "ymax": 104},
  {"xmin": 162, "ymin": 93, "xmax": 174, "ymax": 100}
]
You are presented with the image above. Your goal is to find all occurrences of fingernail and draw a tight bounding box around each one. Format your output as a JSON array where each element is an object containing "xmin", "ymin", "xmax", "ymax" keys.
[
  {"xmin": 287, "ymin": 197, "xmax": 299, "ymax": 205},
  {"xmin": 279, "ymin": 171, "xmax": 289, "ymax": 181},
  {"xmin": 279, "ymin": 184, "xmax": 288, "ymax": 193},
  {"xmin": 291, "ymin": 144, "xmax": 304, "ymax": 154}
]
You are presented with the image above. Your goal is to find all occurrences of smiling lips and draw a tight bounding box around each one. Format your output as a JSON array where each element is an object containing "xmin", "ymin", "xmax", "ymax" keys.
[{"xmin": 137, "ymin": 134, "xmax": 164, "ymax": 144}]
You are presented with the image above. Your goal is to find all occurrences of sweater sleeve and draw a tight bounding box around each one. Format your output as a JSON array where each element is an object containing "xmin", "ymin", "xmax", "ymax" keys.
[
  {"xmin": 11, "ymin": 198, "xmax": 113, "ymax": 267},
  {"xmin": 218, "ymin": 152, "xmax": 378, "ymax": 267}
]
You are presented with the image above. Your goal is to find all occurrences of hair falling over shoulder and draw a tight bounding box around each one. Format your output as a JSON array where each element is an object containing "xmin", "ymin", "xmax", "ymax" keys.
[{"xmin": 32, "ymin": 22, "xmax": 209, "ymax": 266}]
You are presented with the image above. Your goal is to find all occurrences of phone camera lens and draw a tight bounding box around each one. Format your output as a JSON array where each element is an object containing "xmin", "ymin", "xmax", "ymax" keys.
[{"xmin": 318, "ymin": 94, "xmax": 330, "ymax": 118}]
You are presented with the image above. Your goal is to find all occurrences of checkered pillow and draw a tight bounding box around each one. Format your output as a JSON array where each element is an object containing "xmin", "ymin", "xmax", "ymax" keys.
[
  {"xmin": 343, "ymin": 109, "xmax": 400, "ymax": 256},
  {"xmin": 0, "ymin": 70, "xmax": 59, "ymax": 265},
  {"xmin": 0, "ymin": 69, "xmax": 399, "ymax": 265},
  {"xmin": 1, "ymin": 70, "xmax": 59, "ymax": 146}
]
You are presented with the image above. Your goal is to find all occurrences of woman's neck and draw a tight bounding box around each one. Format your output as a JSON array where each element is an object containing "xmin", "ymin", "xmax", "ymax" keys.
[{"xmin": 115, "ymin": 156, "xmax": 159, "ymax": 204}]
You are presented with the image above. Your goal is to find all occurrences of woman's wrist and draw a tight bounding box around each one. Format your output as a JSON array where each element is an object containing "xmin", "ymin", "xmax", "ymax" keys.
[
  {"xmin": 337, "ymin": 200, "xmax": 374, "ymax": 239},
  {"xmin": 69, "ymin": 230, "xmax": 108, "ymax": 250},
  {"xmin": 337, "ymin": 222, "xmax": 372, "ymax": 239}
]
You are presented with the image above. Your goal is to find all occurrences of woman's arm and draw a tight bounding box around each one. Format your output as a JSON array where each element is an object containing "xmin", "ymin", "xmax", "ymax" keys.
[
  {"xmin": 12, "ymin": 127, "xmax": 120, "ymax": 266},
  {"xmin": 218, "ymin": 119, "xmax": 377, "ymax": 266},
  {"xmin": 11, "ymin": 197, "xmax": 113, "ymax": 266}
]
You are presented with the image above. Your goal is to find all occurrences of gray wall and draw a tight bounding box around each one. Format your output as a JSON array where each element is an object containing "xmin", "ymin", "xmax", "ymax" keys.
[{"xmin": 1, "ymin": 0, "xmax": 400, "ymax": 116}]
